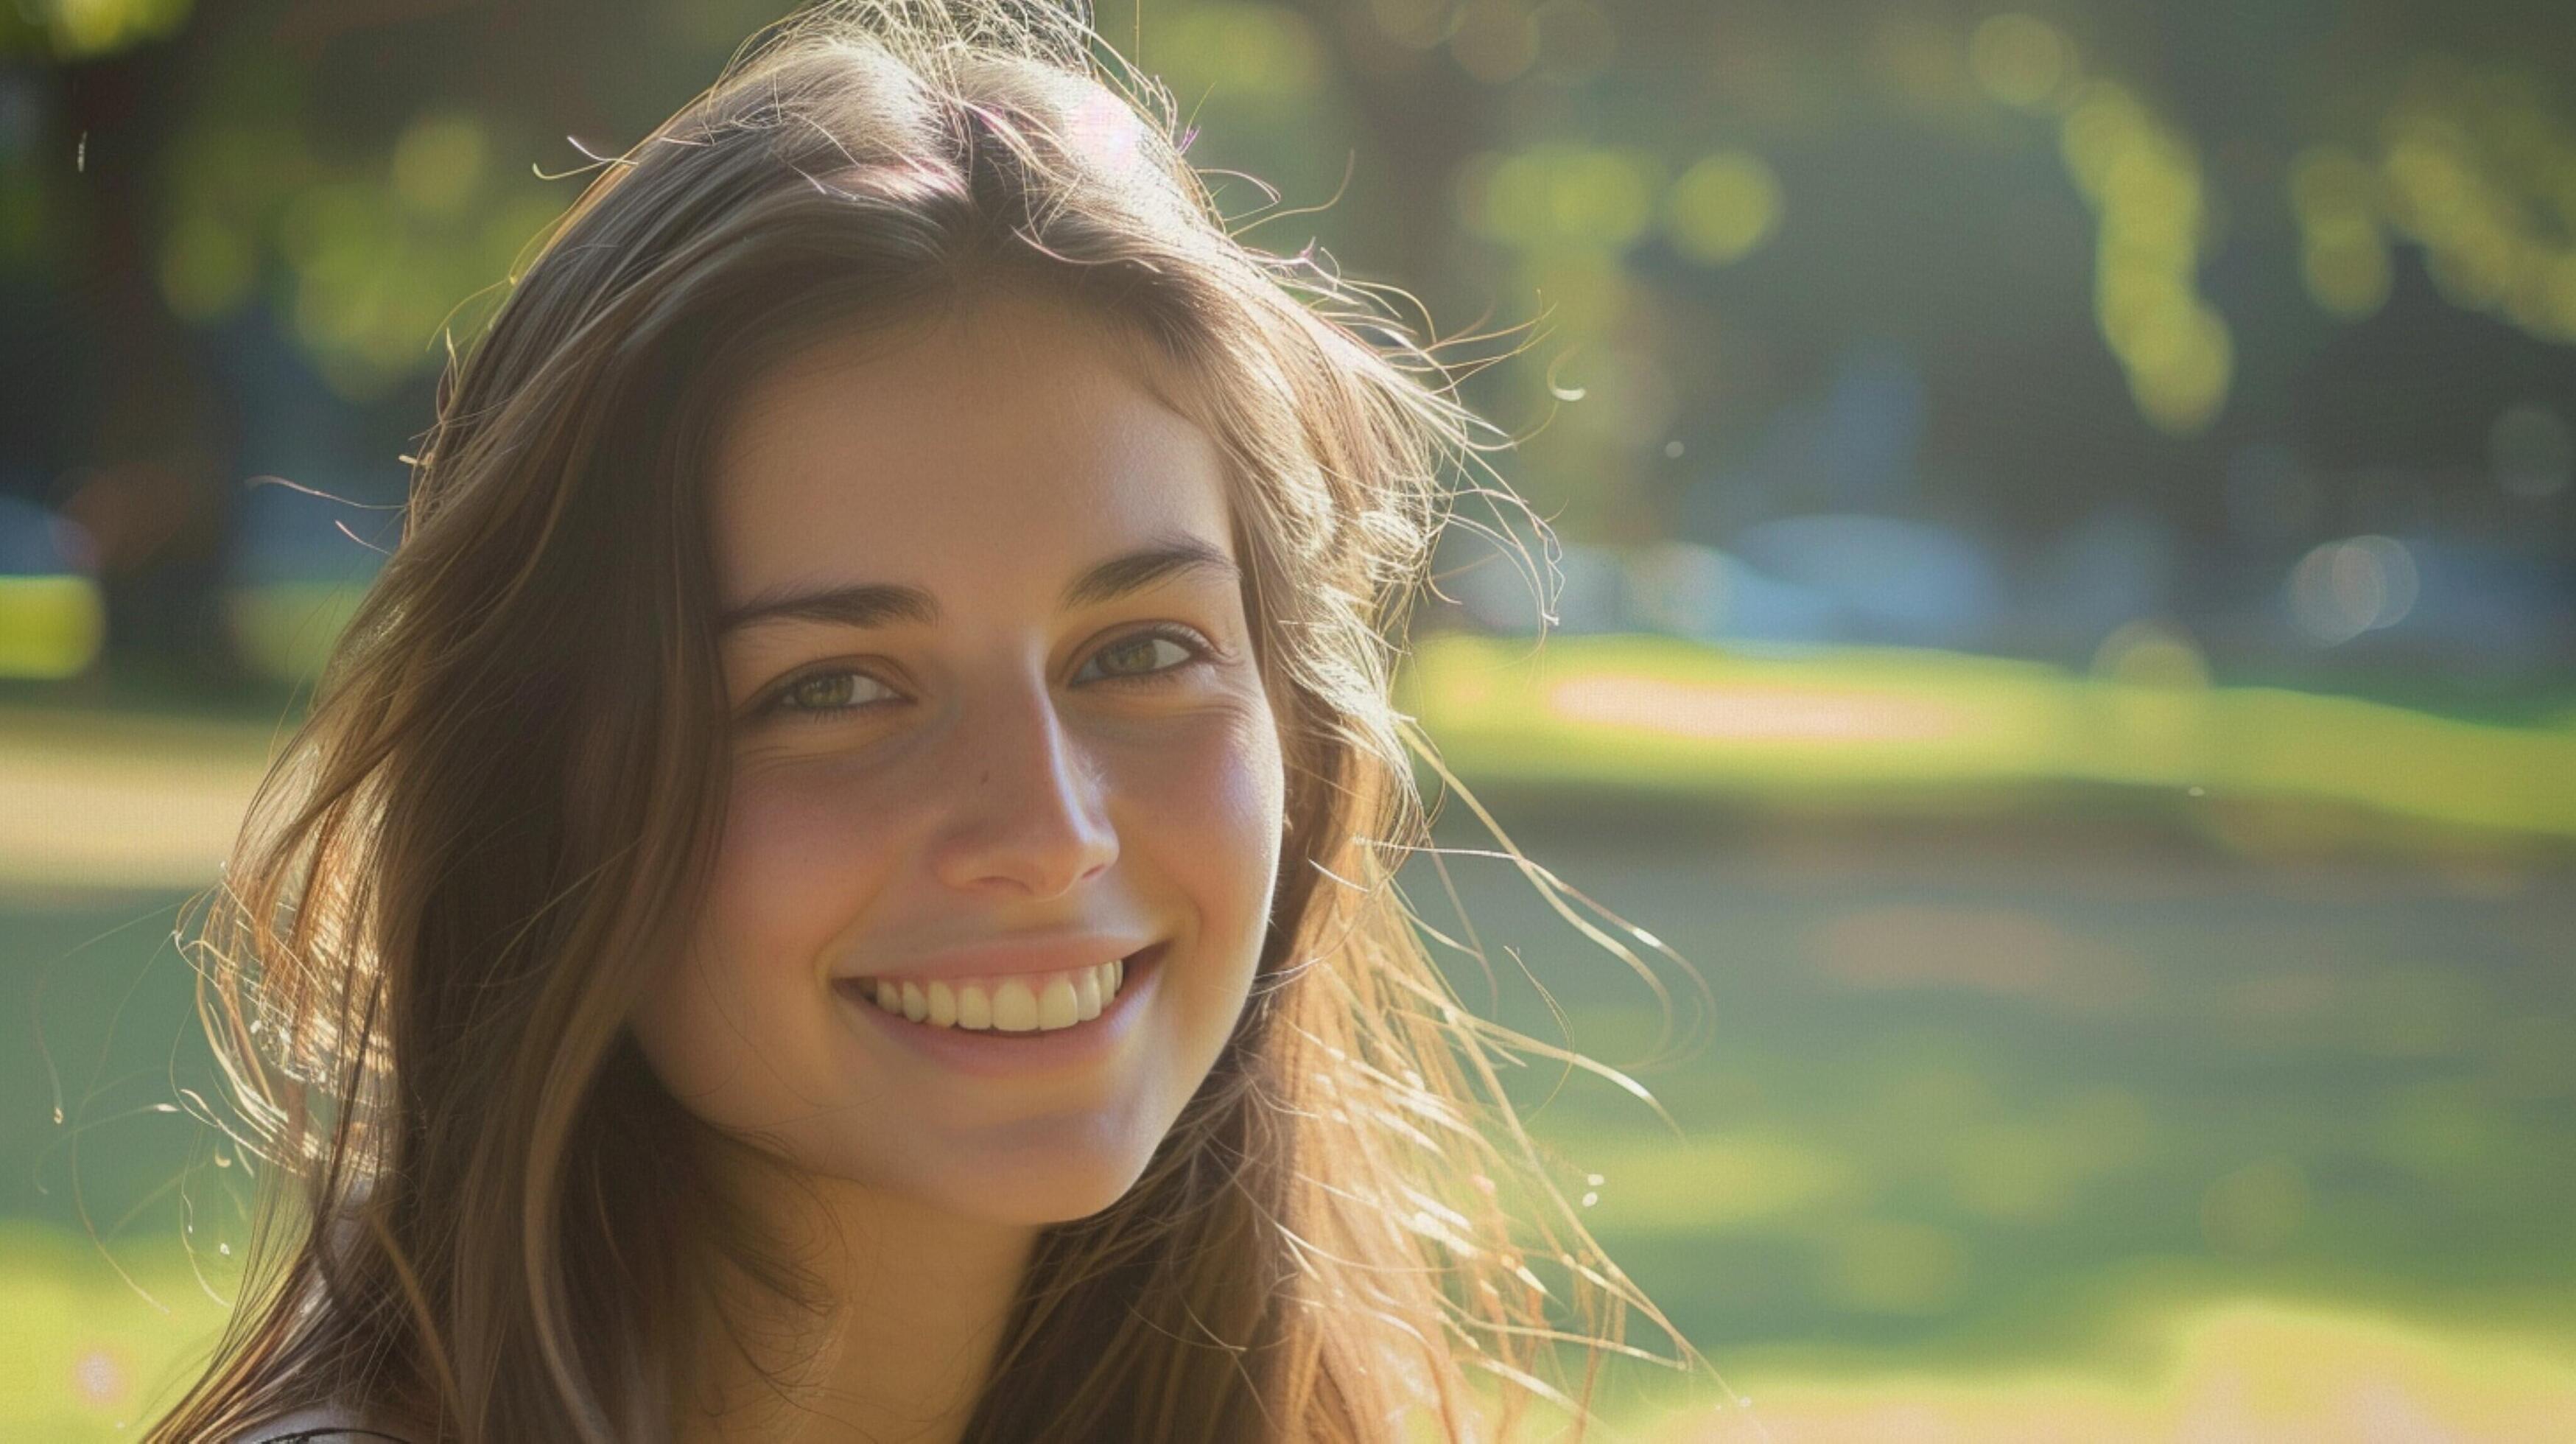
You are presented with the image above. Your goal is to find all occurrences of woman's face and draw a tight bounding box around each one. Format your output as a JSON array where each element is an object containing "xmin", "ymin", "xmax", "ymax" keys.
[{"xmin": 629, "ymin": 291, "xmax": 1287, "ymax": 1227}]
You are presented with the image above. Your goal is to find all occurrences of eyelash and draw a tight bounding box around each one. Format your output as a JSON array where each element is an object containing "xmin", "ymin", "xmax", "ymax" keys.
[{"xmin": 754, "ymin": 625, "xmax": 1218, "ymax": 724}]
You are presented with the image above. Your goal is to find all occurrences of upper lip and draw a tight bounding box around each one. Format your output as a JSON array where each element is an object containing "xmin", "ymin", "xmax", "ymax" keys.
[{"xmin": 839, "ymin": 930, "xmax": 1159, "ymax": 985}]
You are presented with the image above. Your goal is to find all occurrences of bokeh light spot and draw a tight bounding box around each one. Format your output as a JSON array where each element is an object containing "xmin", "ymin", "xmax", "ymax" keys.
[
  {"xmin": 1665, "ymin": 151, "xmax": 1782, "ymax": 265},
  {"xmin": 1969, "ymin": 13, "xmax": 2073, "ymax": 111},
  {"xmin": 72, "ymin": 1345, "xmax": 126, "ymax": 1406},
  {"xmin": 156, "ymin": 211, "xmax": 253, "ymax": 322},
  {"xmin": 390, "ymin": 111, "xmax": 488, "ymax": 217},
  {"xmin": 2285, "ymin": 536, "xmax": 2418, "ymax": 645}
]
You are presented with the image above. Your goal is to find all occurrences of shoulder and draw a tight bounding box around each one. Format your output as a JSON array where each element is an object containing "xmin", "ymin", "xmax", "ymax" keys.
[{"xmin": 229, "ymin": 1405, "xmax": 427, "ymax": 1443}]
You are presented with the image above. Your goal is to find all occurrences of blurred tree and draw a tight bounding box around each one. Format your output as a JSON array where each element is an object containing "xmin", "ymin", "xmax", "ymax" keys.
[{"xmin": 1, "ymin": 0, "xmax": 2571, "ymax": 676}]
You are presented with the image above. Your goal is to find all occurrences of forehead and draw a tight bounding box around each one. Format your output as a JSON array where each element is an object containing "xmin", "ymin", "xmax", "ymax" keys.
[{"xmin": 706, "ymin": 295, "xmax": 1233, "ymax": 605}]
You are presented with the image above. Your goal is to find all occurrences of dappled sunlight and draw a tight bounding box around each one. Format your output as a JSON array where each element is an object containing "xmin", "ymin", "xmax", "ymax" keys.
[
  {"xmin": 0, "ymin": 709, "xmax": 273, "ymax": 889},
  {"xmin": 1406, "ymin": 632, "xmax": 2576, "ymax": 841}
]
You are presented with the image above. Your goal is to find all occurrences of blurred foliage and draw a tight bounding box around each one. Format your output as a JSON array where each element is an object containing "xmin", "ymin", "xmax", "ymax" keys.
[
  {"xmin": 0, "ymin": 0, "xmax": 193, "ymax": 62},
  {"xmin": 8, "ymin": 0, "xmax": 2575, "ymax": 522},
  {"xmin": 2059, "ymin": 75, "xmax": 2232, "ymax": 435},
  {"xmin": 138, "ymin": 43, "xmax": 564, "ymax": 399}
]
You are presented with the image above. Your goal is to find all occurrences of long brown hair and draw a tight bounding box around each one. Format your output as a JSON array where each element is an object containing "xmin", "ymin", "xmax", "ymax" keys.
[{"xmin": 151, "ymin": 2, "xmax": 1714, "ymax": 1438}]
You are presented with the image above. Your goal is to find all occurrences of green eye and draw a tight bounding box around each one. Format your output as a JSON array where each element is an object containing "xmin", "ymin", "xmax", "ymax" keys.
[
  {"xmin": 765, "ymin": 668, "xmax": 899, "ymax": 721},
  {"xmin": 1076, "ymin": 627, "xmax": 1210, "ymax": 686}
]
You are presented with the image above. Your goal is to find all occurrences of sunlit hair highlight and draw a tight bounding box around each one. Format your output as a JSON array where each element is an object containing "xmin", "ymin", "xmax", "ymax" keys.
[{"xmin": 148, "ymin": 2, "xmax": 1720, "ymax": 1440}]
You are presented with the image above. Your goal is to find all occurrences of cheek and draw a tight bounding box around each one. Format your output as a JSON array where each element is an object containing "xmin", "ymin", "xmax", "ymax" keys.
[
  {"xmin": 703, "ymin": 760, "xmax": 906, "ymax": 947},
  {"xmin": 1115, "ymin": 704, "xmax": 1284, "ymax": 910},
  {"xmin": 627, "ymin": 761, "xmax": 905, "ymax": 1116},
  {"xmin": 1104, "ymin": 703, "xmax": 1287, "ymax": 1052}
]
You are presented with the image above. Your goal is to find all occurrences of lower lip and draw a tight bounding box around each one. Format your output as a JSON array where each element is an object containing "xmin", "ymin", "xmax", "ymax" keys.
[{"xmin": 835, "ymin": 944, "xmax": 1165, "ymax": 1079}]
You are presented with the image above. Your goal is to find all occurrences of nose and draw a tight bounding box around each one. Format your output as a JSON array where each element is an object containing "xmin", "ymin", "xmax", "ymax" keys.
[{"xmin": 925, "ymin": 673, "xmax": 1120, "ymax": 900}]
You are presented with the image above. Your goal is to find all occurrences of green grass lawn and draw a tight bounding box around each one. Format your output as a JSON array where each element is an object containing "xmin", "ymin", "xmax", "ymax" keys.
[
  {"xmin": 13, "ymin": 1229, "xmax": 2575, "ymax": 1440},
  {"xmin": 1398, "ymin": 631, "xmax": 2576, "ymax": 842}
]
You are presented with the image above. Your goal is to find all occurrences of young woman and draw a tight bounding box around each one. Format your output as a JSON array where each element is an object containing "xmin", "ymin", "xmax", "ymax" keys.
[{"xmin": 152, "ymin": 2, "xmax": 1714, "ymax": 1439}]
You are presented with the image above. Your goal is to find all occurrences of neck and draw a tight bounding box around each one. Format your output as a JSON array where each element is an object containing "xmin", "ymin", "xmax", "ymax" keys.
[{"xmin": 674, "ymin": 1145, "xmax": 1036, "ymax": 1444}]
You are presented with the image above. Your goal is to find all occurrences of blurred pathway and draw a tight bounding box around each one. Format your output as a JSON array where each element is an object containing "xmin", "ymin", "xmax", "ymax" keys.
[{"xmin": 0, "ymin": 709, "xmax": 273, "ymax": 893}]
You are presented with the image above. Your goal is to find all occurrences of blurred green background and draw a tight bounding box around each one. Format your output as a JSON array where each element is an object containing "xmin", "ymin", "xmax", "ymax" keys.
[{"xmin": 4, "ymin": 0, "xmax": 2573, "ymax": 1437}]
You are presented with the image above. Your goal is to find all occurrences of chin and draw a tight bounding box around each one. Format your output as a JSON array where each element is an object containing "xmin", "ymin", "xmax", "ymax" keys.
[
  {"xmin": 815, "ymin": 1118, "xmax": 1165, "ymax": 1228},
  {"xmin": 933, "ymin": 1146, "xmax": 1159, "ymax": 1227}
]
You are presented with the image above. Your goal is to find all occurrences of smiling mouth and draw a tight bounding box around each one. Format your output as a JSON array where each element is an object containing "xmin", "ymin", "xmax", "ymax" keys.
[{"xmin": 838, "ymin": 945, "xmax": 1159, "ymax": 1035}]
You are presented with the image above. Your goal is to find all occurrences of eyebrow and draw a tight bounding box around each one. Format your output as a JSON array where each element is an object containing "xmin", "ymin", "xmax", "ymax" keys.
[{"xmin": 716, "ymin": 534, "xmax": 1241, "ymax": 637}]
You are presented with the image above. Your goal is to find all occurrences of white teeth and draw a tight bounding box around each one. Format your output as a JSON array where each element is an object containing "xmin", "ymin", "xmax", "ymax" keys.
[
  {"xmin": 992, "ymin": 978, "xmax": 1039, "ymax": 1031},
  {"xmin": 1037, "ymin": 976, "xmax": 1079, "ymax": 1029},
  {"xmin": 858, "ymin": 955, "xmax": 1135, "ymax": 1034}
]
